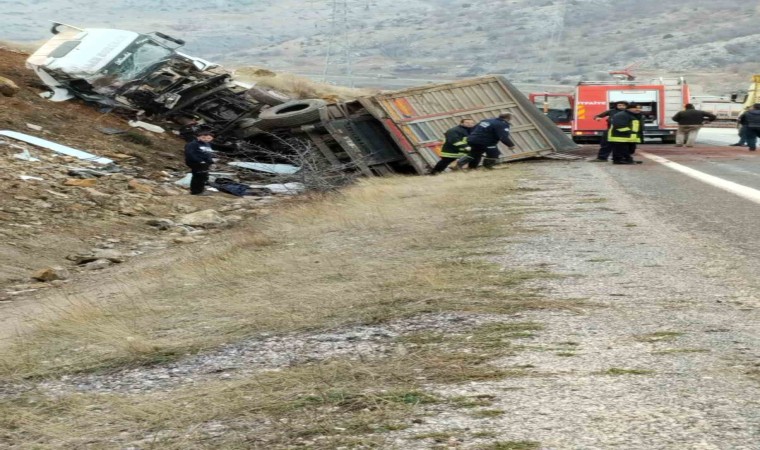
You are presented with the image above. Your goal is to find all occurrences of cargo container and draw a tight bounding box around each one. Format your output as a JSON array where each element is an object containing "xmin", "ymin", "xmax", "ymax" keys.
[{"xmin": 303, "ymin": 76, "xmax": 580, "ymax": 175}]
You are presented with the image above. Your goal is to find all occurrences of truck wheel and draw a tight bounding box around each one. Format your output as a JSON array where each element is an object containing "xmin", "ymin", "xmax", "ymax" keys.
[
  {"xmin": 257, "ymin": 99, "xmax": 326, "ymax": 129},
  {"xmin": 246, "ymin": 87, "xmax": 291, "ymax": 106}
]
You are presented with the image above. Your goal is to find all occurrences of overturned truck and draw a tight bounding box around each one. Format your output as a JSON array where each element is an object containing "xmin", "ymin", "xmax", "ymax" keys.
[{"xmin": 27, "ymin": 23, "xmax": 578, "ymax": 175}]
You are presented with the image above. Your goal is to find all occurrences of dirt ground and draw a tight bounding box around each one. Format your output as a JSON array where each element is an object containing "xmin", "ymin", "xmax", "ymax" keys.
[{"xmin": 0, "ymin": 47, "xmax": 273, "ymax": 305}]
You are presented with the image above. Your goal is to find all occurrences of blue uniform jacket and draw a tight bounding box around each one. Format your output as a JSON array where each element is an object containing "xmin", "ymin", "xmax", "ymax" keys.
[
  {"xmin": 184, "ymin": 140, "xmax": 215, "ymax": 168},
  {"xmin": 467, "ymin": 118, "xmax": 515, "ymax": 148}
]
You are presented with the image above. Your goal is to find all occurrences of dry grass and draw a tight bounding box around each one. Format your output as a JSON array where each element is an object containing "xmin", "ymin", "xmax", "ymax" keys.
[
  {"xmin": 0, "ymin": 300, "xmax": 545, "ymax": 448},
  {"xmin": 0, "ymin": 169, "xmax": 564, "ymax": 448},
  {"xmin": 0, "ymin": 170, "xmax": 554, "ymax": 379},
  {"xmin": 0, "ymin": 40, "xmax": 37, "ymax": 53},
  {"xmin": 236, "ymin": 66, "xmax": 377, "ymax": 101}
]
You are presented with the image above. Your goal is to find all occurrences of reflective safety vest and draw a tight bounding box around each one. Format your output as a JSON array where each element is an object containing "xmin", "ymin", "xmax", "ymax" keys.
[
  {"xmin": 440, "ymin": 125, "xmax": 472, "ymax": 158},
  {"xmin": 608, "ymin": 111, "xmax": 642, "ymax": 143}
]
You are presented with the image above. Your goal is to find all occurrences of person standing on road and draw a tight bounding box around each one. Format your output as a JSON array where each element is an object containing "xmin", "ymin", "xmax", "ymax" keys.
[
  {"xmin": 672, "ymin": 103, "xmax": 716, "ymax": 147},
  {"xmin": 462, "ymin": 113, "xmax": 516, "ymax": 169},
  {"xmin": 739, "ymin": 103, "xmax": 760, "ymax": 152},
  {"xmin": 591, "ymin": 101, "xmax": 629, "ymax": 161},
  {"xmin": 608, "ymin": 102, "xmax": 644, "ymax": 165},
  {"xmin": 429, "ymin": 118, "xmax": 475, "ymax": 174},
  {"xmin": 184, "ymin": 130, "xmax": 216, "ymax": 195},
  {"xmin": 732, "ymin": 108, "xmax": 749, "ymax": 147}
]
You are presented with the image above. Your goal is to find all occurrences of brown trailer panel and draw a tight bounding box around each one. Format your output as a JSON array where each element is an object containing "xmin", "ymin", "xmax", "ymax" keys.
[{"xmin": 365, "ymin": 75, "xmax": 579, "ymax": 173}]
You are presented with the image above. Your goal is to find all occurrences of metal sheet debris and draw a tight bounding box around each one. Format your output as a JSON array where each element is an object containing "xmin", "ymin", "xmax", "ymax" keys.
[
  {"xmin": 128, "ymin": 120, "xmax": 165, "ymax": 133},
  {"xmin": 13, "ymin": 149, "xmax": 40, "ymax": 162},
  {"xmin": 0, "ymin": 130, "xmax": 113, "ymax": 165},
  {"xmin": 228, "ymin": 161, "xmax": 301, "ymax": 175},
  {"xmin": 264, "ymin": 183, "xmax": 306, "ymax": 195}
]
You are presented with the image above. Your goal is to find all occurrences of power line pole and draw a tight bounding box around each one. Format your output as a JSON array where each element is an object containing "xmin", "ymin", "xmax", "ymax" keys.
[{"xmin": 322, "ymin": 0, "xmax": 354, "ymax": 87}]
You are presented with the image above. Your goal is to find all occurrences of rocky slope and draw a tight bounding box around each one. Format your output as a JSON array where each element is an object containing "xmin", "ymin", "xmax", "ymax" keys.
[{"xmin": 0, "ymin": 48, "xmax": 285, "ymax": 300}]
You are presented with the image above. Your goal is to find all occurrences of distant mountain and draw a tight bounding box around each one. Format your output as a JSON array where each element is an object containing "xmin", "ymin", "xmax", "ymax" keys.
[{"xmin": 2, "ymin": 0, "xmax": 758, "ymax": 94}]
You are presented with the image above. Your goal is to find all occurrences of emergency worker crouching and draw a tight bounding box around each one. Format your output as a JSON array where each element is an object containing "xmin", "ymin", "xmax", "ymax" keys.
[
  {"xmin": 608, "ymin": 102, "xmax": 644, "ymax": 165},
  {"xmin": 462, "ymin": 113, "xmax": 516, "ymax": 169},
  {"xmin": 430, "ymin": 118, "xmax": 475, "ymax": 174}
]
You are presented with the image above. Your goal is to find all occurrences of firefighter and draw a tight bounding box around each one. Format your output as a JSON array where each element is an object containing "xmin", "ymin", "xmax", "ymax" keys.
[
  {"xmin": 608, "ymin": 102, "xmax": 644, "ymax": 165},
  {"xmin": 591, "ymin": 101, "xmax": 628, "ymax": 161},
  {"xmin": 429, "ymin": 118, "xmax": 475, "ymax": 174},
  {"xmin": 184, "ymin": 130, "xmax": 216, "ymax": 195},
  {"xmin": 461, "ymin": 113, "xmax": 516, "ymax": 169}
]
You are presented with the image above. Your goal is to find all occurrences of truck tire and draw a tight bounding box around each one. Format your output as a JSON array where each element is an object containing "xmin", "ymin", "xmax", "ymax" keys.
[
  {"xmin": 246, "ymin": 87, "xmax": 291, "ymax": 106},
  {"xmin": 257, "ymin": 99, "xmax": 326, "ymax": 129}
]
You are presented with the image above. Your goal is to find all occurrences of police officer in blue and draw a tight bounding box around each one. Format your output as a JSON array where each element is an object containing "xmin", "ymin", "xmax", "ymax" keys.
[
  {"xmin": 184, "ymin": 130, "xmax": 216, "ymax": 195},
  {"xmin": 462, "ymin": 113, "xmax": 516, "ymax": 169}
]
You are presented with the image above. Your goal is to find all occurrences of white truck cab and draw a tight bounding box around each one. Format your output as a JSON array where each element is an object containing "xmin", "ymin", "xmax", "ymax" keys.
[{"xmin": 27, "ymin": 23, "xmax": 216, "ymax": 103}]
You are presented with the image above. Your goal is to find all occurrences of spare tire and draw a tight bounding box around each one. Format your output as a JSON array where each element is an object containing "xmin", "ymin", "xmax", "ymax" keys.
[
  {"xmin": 246, "ymin": 87, "xmax": 291, "ymax": 106},
  {"xmin": 257, "ymin": 99, "xmax": 327, "ymax": 129}
]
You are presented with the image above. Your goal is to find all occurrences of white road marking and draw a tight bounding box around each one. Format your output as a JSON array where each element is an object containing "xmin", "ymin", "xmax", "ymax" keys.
[{"xmin": 640, "ymin": 152, "xmax": 760, "ymax": 204}]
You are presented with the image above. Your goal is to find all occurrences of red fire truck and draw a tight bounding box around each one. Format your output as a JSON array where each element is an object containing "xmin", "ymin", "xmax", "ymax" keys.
[
  {"xmin": 528, "ymin": 92, "xmax": 574, "ymax": 133},
  {"xmin": 571, "ymin": 77, "xmax": 690, "ymax": 143}
]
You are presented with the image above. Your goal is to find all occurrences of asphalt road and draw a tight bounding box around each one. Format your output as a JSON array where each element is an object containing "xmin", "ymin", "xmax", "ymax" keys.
[{"xmin": 578, "ymin": 126, "xmax": 760, "ymax": 267}]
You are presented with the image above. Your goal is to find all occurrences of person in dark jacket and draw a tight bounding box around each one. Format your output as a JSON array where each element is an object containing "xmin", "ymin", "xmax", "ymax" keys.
[
  {"xmin": 591, "ymin": 101, "xmax": 628, "ymax": 161},
  {"xmin": 732, "ymin": 108, "xmax": 749, "ymax": 146},
  {"xmin": 463, "ymin": 113, "xmax": 516, "ymax": 169},
  {"xmin": 608, "ymin": 103, "xmax": 644, "ymax": 165},
  {"xmin": 739, "ymin": 103, "xmax": 760, "ymax": 151},
  {"xmin": 430, "ymin": 118, "xmax": 475, "ymax": 174},
  {"xmin": 184, "ymin": 130, "xmax": 216, "ymax": 195},
  {"xmin": 672, "ymin": 103, "xmax": 716, "ymax": 147}
]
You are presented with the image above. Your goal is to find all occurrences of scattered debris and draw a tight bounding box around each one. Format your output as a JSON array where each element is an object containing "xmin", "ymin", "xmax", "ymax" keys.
[
  {"xmin": 13, "ymin": 149, "xmax": 40, "ymax": 162},
  {"xmin": 128, "ymin": 120, "xmax": 165, "ymax": 134},
  {"xmin": 0, "ymin": 130, "xmax": 114, "ymax": 165},
  {"xmin": 174, "ymin": 172, "xmax": 236, "ymax": 188},
  {"xmin": 228, "ymin": 161, "xmax": 300, "ymax": 175},
  {"xmin": 67, "ymin": 168, "xmax": 105, "ymax": 179},
  {"xmin": 25, "ymin": 123, "xmax": 43, "ymax": 131},
  {"xmin": 19, "ymin": 175, "xmax": 44, "ymax": 181},
  {"xmin": 264, "ymin": 182, "xmax": 306, "ymax": 195}
]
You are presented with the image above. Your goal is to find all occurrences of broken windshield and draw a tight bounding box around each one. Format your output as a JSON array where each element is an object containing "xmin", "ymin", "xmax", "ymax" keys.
[{"xmin": 96, "ymin": 37, "xmax": 173, "ymax": 84}]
